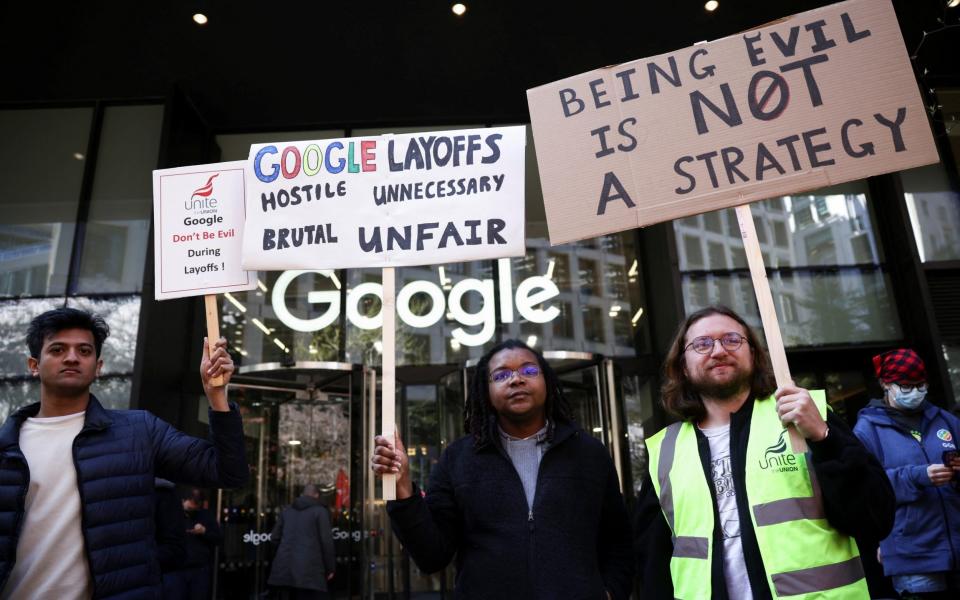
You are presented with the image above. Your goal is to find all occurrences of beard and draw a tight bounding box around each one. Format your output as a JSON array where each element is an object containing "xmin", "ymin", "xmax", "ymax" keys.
[{"xmin": 688, "ymin": 364, "xmax": 752, "ymax": 401}]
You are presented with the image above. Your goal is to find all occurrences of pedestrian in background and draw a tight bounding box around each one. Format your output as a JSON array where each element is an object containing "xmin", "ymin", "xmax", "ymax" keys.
[
  {"xmin": 163, "ymin": 489, "xmax": 222, "ymax": 599},
  {"xmin": 268, "ymin": 484, "xmax": 336, "ymax": 600},
  {"xmin": 854, "ymin": 349, "xmax": 960, "ymax": 599}
]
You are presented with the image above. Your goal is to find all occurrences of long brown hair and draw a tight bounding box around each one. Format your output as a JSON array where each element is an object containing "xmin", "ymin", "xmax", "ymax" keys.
[{"xmin": 661, "ymin": 305, "xmax": 776, "ymax": 422}]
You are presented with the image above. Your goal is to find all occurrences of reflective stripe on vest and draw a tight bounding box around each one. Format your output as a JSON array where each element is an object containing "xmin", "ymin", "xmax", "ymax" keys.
[{"xmin": 645, "ymin": 392, "xmax": 869, "ymax": 599}]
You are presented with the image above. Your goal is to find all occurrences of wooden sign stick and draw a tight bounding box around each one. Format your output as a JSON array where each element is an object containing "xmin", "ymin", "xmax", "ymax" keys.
[
  {"xmin": 203, "ymin": 295, "xmax": 224, "ymax": 387},
  {"xmin": 381, "ymin": 267, "xmax": 397, "ymax": 500},
  {"xmin": 734, "ymin": 204, "xmax": 807, "ymax": 453}
]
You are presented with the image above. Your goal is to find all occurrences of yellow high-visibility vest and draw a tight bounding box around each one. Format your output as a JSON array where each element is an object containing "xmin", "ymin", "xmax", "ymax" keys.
[{"xmin": 646, "ymin": 392, "xmax": 868, "ymax": 599}]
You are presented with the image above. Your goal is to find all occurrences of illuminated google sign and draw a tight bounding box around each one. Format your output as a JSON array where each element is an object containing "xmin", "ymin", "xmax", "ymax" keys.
[{"xmin": 271, "ymin": 258, "xmax": 560, "ymax": 346}]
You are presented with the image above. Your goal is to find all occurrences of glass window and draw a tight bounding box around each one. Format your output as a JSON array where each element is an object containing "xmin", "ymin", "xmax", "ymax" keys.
[
  {"xmin": 66, "ymin": 295, "xmax": 141, "ymax": 375},
  {"xmin": 0, "ymin": 298, "xmax": 64, "ymax": 377},
  {"xmin": 674, "ymin": 183, "xmax": 901, "ymax": 348},
  {"xmin": 0, "ymin": 107, "xmax": 92, "ymax": 297},
  {"xmin": 903, "ymin": 164, "xmax": 960, "ymax": 262},
  {"xmin": 76, "ymin": 105, "xmax": 163, "ymax": 294}
]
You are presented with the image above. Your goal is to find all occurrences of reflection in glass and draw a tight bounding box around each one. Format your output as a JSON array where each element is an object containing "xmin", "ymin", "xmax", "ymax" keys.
[
  {"xmin": 681, "ymin": 270, "xmax": 901, "ymax": 346},
  {"xmin": 0, "ymin": 107, "xmax": 92, "ymax": 297},
  {"xmin": 903, "ymin": 164, "xmax": 960, "ymax": 262},
  {"xmin": 67, "ymin": 295, "xmax": 141, "ymax": 375},
  {"xmin": 77, "ymin": 105, "xmax": 163, "ymax": 293},
  {"xmin": 0, "ymin": 298, "xmax": 64, "ymax": 377}
]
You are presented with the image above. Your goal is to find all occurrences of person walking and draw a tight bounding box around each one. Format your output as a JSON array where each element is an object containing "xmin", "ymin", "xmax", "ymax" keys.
[
  {"xmin": 267, "ymin": 484, "xmax": 336, "ymax": 600},
  {"xmin": 853, "ymin": 348, "xmax": 960, "ymax": 598}
]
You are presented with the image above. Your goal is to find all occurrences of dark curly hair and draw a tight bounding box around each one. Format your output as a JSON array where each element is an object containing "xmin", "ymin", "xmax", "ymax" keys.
[
  {"xmin": 661, "ymin": 305, "xmax": 775, "ymax": 422},
  {"xmin": 26, "ymin": 307, "xmax": 110, "ymax": 359},
  {"xmin": 465, "ymin": 339, "xmax": 571, "ymax": 448}
]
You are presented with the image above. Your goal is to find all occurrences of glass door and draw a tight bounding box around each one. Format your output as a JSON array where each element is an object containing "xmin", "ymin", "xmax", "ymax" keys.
[{"xmin": 213, "ymin": 362, "xmax": 362, "ymax": 600}]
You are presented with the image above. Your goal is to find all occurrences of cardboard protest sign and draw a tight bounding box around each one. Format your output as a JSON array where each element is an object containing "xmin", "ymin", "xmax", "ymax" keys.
[
  {"xmin": 240, "ymin": 126, "xmax": 527, "ymax": 270},
  {"xmin": 152, "ymin": 161, "xmax": 256, "ymax": 300},
  {"xmin": 527, "ymin": 0, "xmax": 939, "ymax": 245}
]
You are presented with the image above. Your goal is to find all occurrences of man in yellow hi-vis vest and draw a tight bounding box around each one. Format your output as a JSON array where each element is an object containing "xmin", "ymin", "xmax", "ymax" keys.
[{"xmin": 634, "ymin": 305, "xmax": 894, "ymax": 599}]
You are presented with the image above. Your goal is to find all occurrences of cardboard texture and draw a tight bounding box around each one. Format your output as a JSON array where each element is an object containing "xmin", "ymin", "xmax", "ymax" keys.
[{"xmin": 527, "ymin": 0, "xmax": 939, "ymax": 245}]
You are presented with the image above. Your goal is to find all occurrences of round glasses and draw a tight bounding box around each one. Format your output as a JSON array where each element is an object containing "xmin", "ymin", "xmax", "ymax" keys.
[
  {"xmin": 893, "ymin": 382, "xmax": 927, "ymax": 393},
  {"xmin": 684, "ymin": 332, "xmax": 748, "ymax": 355},
  {"xmin": 489, "ymin": 364, "xmax": 541, "ymax": 384}
]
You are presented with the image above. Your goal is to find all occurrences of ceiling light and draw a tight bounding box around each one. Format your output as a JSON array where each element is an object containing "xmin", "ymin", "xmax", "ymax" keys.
[
  {"xmin": 631, "ymin": 307, "xmax": 645, "ymax": 325},
  {"xmin": 288, "ymin": 439, "xmax": 301, "ymax": 446},
  {"xmin": 948, "ymin": 0, "xmax": 959, "ymax": 8},
  {"xmin": 705, "ymin": 1, "xmax": 719, "ymax": 11},
  {"xmin": 72, "ymin": 152, "xmax": 85, "ymax": 160},
  {"xmin": 193, "ymin": 13, "xmax": 208, "ymax": 25},
  {"xmin": 526, "ymin": 335, "xmax": 537, "ymax": 347},
  {"xmin": 256, "ymin": 279, "xmax": 268, "ymax": 293},
  {"xmin": 272, "ymin": 338, "xmax": 289, "ymax": 352},
  {"xmin": 452, "ymin": 3, "xmax": 466, "ymax": 16}
]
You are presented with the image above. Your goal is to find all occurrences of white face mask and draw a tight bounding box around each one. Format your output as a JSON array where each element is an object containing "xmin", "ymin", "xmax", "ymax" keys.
[{"xmin": 890, "ymin": 387, "xmax": 926, "ymax": 410}]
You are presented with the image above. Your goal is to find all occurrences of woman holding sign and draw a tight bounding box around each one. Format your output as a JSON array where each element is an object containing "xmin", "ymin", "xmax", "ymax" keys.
[{"xmin": 370, "ymin": 339, "xmax": 634, "ymax": 599}]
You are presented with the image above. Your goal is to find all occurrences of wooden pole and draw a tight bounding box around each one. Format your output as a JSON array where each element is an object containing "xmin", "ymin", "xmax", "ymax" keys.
[
  {"xmin": 381, "ymin": 267, "xmax": 397, "ymax": 500},
  {"xmin": 734, "ymin": 204, "xmax": 807, "ymax": 453},
  {"xmin": 204, "ymin": 294, "xmax": 224, "ymax": 387}
]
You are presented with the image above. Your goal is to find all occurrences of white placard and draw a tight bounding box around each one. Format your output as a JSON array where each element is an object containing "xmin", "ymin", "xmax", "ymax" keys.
[
  {"xmin": 240, "ymin": 126, "xmax": 527, "ymax": 270},
  {"xmin": 152, "ymin": 161, "xmax": 257, "ymax": 300}
]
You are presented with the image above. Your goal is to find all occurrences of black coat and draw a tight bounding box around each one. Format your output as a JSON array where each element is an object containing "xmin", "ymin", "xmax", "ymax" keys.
[
  {"xmin": 268, "ymin": 496, "xmax": 336, "ymax": 591},
  {"xmin": 154, "ymin": 478, "xmax": 186, "ymax": 573},
  {"xmin": 0, "ymin": 395, "xmax": 248, "ymax": 599},
  {"xmin": 633, "ymin": 399, "xmax": 895, "ymax": 600},
  {"xmin": 386, "ymin": 419, "xmax": 634, "ymax": 600}
]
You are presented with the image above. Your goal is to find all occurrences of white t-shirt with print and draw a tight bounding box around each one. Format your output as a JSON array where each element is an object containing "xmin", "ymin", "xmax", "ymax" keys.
[
  {"xmin": 1, "ymin": 411, "xmax": 92, "ymax": 600},
  {"xmin": 700, "ymin": 424, "xmax": 753, "ymax": 600}
]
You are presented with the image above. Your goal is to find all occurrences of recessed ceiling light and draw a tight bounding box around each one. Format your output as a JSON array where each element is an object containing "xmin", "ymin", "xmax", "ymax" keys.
[
  {"xmin": 72, "ymin": 152, "xmax": 85, "ymax": 160},
  {"xmin": 452, "ymin": 3, "xmax": 467, "ymax": 17},
  {"xmin": 193, "ymin": 13, "xmax": 208, "ymax": 25},
  {"xmin": 705, "ymin": 1, "xmax": 719, "ymax": 11}
]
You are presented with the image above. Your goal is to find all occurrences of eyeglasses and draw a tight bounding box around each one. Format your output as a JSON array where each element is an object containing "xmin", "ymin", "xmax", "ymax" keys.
[
  {"xmin": 684, "ymin": 332, "xmax": 748, "ymax": 355},
  {"xmin": 489, "ymin": 363, "xmax": 541, "ymax": 384},
  {"xmin": 893, "ymin": 382, "xmax": 928, "ymax": 393}
]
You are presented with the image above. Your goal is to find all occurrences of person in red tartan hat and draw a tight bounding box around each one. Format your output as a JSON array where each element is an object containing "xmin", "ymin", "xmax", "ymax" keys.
[{"xmin": 854, "ymin": 348, "xmax": 960, "ymax": 598}]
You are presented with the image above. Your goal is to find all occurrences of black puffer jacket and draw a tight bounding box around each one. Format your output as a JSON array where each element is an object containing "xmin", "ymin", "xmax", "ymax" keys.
[
  {"xmin": 268, "ymin": 496, "xmax": 336, "ymax": 591},
  {"xmin": 386, "ymin": 419, "xmax": 634, "ymax": 600},
  {"xmin": 0, "ymin": 395, "xmax": 248, "ymax": 599}
]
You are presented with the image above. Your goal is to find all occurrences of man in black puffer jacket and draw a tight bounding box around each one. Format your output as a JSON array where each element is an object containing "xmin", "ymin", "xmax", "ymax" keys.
[{"xmin": 0, "ymin": 307, "xmax": 248, "ymax": 599}]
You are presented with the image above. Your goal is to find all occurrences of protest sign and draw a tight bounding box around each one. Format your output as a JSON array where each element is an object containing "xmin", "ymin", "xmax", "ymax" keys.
[
  {"xmin": 239, "ymin": 126, "xmax": 527, "ymax": 499},
  {"xmin": 153, "ymin": 161, "xmax": 256, "ymax": 385},
  {"xmin": 527, "ymin": 0, "xmax": 939, "ymax": 452},
  {"xmin": 240, "ymin": 126, "xmax": 527, "ymax": 270},
  {"xmin": 153, "ymin": 161, "xmax": 255, "ymax": 300},
  {"xmin": 527, "ymin": 0, "xmax": 938, "ymax": 245}
]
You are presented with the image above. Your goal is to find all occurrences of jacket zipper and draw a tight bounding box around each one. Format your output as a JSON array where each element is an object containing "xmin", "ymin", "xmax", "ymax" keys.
[
  {"xmin": 72, "ymin": 431, "xmax": 98, "ymax": 598},
  {"xmin": 911, "ymin": 428, "xmax": 959, "ymax": 570}
]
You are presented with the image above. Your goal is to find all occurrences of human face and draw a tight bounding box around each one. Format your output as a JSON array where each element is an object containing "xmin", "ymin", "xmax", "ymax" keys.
[
  {"xmin": 683, "ymin": 314, "xmax": 753, "ymax": 400},
  {"xmin": 28, "ymin": 328, "xmax": 102, "ymax": 396},
  {"xmin": 487, "ymin": 347, "xmax": 547, "ymax": 425}
]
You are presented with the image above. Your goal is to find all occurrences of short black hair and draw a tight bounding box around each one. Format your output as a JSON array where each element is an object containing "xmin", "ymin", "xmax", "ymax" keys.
[
  {"xmin": 26, "ymin": 307, "xmax": 110, "ymax": 359},
  {"xmin": 465, "ymin": 339, "xmax": 571, "ymax": 448}
]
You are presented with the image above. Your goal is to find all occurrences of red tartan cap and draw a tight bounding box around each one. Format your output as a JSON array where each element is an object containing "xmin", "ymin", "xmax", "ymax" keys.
[{"xmin": 873, "ymin": 348, "xmax": 926, "ymax": 384}]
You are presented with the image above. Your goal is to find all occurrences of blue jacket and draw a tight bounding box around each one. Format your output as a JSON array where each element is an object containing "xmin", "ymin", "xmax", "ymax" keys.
[
  {"xmin": 853, "ymin": 399, "xmax": 960, "ymax": 576},
  {"xmin": 386, "ymin": 419, "xmax": 635, "ymax": 600},
  {"xmin": 0, "ymin": 395, "xmax": 248, "ymax": 599}
]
